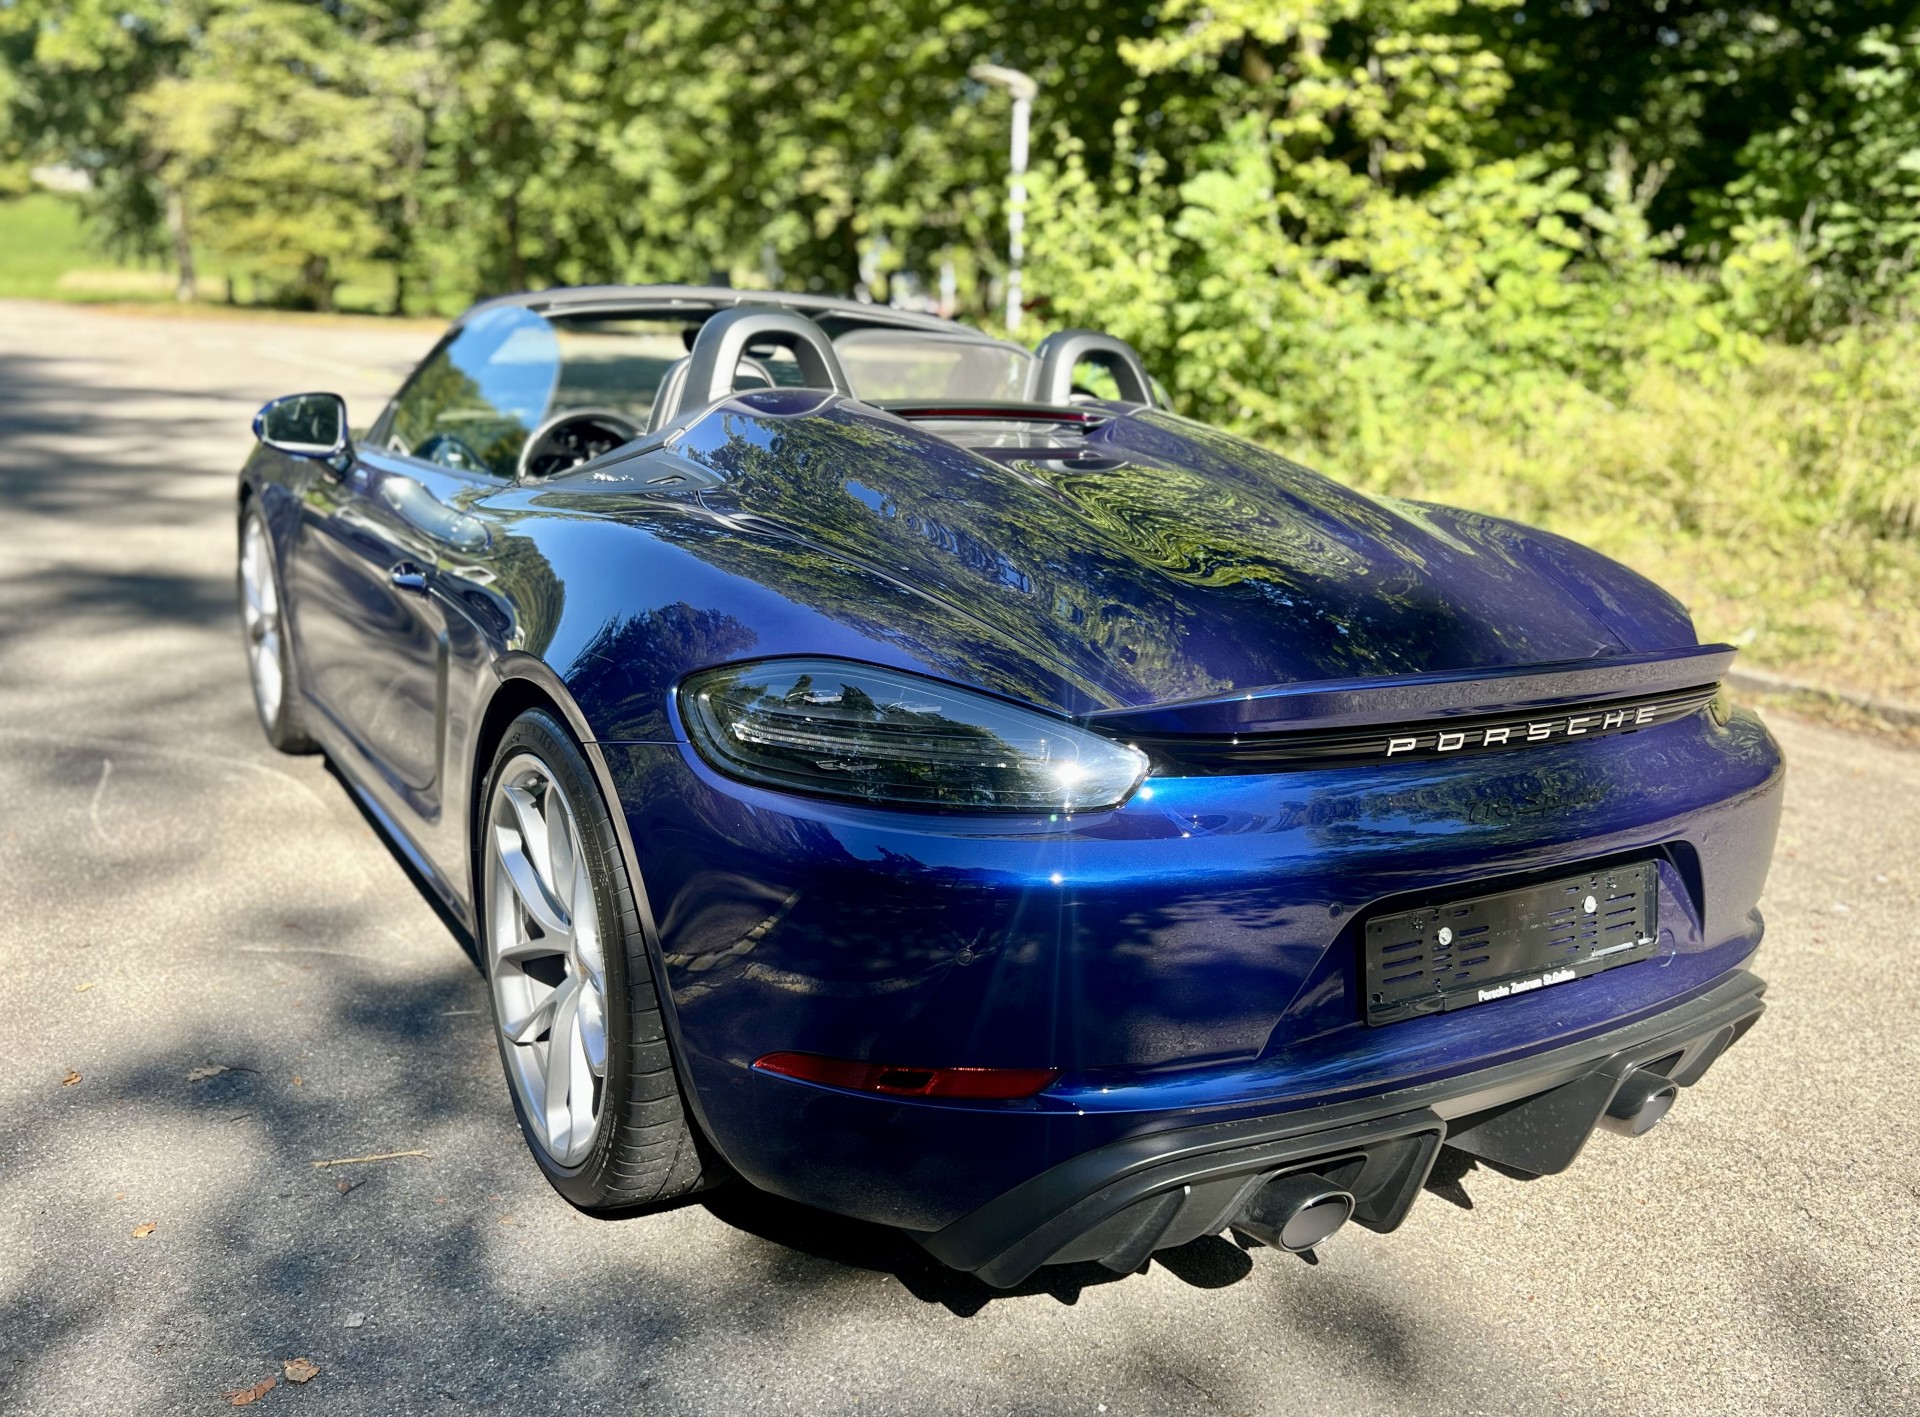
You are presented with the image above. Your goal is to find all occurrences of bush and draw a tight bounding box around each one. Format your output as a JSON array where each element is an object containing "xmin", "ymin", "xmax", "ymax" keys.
[
  {"xmin": 1315, "ymin": 332, "xmax": 1920, "ymax": 698},
  {"xmin": 1027, "ymin": 110, "xmax": 1920, "ymax": 701}
]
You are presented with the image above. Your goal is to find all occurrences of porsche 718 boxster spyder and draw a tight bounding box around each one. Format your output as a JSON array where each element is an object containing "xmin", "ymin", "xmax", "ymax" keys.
[{"xmin": 237, "ymin": 286, "xmax": 1781, "ymax": 1285}]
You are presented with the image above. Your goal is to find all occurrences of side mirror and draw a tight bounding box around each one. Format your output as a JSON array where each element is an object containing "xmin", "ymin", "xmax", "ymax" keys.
[{"xmin": 254, "ymin": 392, "xmax": 350, "ymax": 460}]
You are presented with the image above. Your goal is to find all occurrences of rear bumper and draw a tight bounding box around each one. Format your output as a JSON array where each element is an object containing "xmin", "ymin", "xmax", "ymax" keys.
[{"xmin": 917, "ymin": 969, "xmax": 1765, "ymax": 1288}]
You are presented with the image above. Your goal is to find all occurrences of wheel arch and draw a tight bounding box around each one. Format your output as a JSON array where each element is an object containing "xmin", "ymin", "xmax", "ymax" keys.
[
  {"xmin": 465, "ymin": 657, "xmax": 594, "ymax": 914},
  {"xmin": 466, "ymin": 655, "xmax": 734, "ymax": 1182}
]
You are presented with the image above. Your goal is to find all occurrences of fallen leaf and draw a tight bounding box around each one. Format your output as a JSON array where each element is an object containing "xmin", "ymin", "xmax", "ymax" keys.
[
  {"xmin": 131, "ymin": 1222, "xmax": 156, "ymax": 1239},
  {"xmin": 60, "ymin": 1070, "xmax": 81, "ymax": 1087},
  {"xmin": 282, "ymin": 1358, "xmax": 319, "ymax": 1384},
  {"xmin": 223, "ymin": 1376, "xmax": 276, "ymax": 1406},
  {"xmin": 186, "ymin": 1064, "xmax": 231, "ymax": 1083},
  {"xmin": 74, "ymin": 981, "xmax": 96, "ymax": 993}
]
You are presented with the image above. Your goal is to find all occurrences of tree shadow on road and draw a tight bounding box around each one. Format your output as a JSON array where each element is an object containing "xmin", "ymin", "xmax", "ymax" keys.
[{"xmin": 325, "ymin": 758, "xmax": 1263, "ymax": 1318}]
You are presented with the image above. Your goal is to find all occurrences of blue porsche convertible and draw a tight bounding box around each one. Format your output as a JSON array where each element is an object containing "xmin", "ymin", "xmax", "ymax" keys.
[{"xmin": 237, "ymin": 286, "xmax": 1781, "ymax": 1285}]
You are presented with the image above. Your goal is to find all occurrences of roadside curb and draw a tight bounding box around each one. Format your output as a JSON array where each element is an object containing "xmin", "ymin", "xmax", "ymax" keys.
[{"xmin": 1727, "ymin": 666, "xmax": 1920, "ymax": 730}]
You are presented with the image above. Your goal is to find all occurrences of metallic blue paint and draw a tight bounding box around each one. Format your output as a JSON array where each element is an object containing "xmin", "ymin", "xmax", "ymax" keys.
[{"xmin": 240, "ymin": 295, "xmax": 1782, "ymax": 1254}]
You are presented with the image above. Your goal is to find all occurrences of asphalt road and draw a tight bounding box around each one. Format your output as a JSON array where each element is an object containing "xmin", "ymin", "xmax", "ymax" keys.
[{"xmin": 1, "ymin": 300, "xmax": 1914, "ymax": 1417}]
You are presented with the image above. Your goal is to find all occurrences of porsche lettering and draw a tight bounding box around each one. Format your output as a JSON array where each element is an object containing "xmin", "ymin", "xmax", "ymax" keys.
[{"xmin": 1384, "ymin": 703, "xmax": 1662, "ymax": 756}]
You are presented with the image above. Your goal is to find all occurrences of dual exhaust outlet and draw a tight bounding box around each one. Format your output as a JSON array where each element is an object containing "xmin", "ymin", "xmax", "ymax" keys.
[{"xmin": 1234, "ymin": 1069, "xmax": 1680, "ymax": 1254}]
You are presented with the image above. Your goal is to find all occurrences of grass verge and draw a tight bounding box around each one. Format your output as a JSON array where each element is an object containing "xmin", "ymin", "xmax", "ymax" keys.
[{"xmin": 0, "ymin": 193, "xmax": 408, "ymax": 312}]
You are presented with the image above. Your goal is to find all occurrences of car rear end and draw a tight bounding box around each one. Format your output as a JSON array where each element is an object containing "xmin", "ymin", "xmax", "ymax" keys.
[{"xmin": 606, "ymin": 647, "xmax": 1782, "ymax": 1287}]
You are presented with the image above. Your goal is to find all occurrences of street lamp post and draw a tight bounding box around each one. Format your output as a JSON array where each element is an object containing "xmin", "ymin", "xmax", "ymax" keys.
[{"xmin": 969, "ymin": 63, "xmax": 1038, "ymax": 334}]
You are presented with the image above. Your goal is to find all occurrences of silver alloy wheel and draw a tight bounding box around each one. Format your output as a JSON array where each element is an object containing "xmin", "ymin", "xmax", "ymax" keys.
[
  {"xmin": 485, "ymin": 753, "xmax": 609, "ymax": 1167},
  {"xmin": 239, "ymin": 515, "xmax": 283, "ymax": 727}
]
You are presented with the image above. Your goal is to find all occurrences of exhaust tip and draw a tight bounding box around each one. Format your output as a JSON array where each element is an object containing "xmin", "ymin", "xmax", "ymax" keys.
[
  {"xmin": 1234, "ymin": 1172, "xmax": 1355, "ymax": 1253},
  {"xmin": 1600, "ymin": 1071, "xmax": 1679, "ymax": 1137}
]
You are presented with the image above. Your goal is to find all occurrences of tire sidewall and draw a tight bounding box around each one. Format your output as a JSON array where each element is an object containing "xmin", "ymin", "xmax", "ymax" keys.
[{"xmin": 479, "ymin": 709, "xmax": 636, "ymax": 1207}]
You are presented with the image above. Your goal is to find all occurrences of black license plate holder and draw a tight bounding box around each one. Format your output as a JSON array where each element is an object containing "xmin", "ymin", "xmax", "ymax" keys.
[{"xmin": 1363, "ymin": 862, "xmax": 1660, "ymax": 1026}]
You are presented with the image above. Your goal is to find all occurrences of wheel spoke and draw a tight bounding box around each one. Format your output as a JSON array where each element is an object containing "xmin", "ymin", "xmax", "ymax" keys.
[
  {"xmin": 252, "ymin": 636, "xmax": 282, "ymax": 720},
  {"xmin": 541, "ymin": 974, "xmax": 583, "ymax": 1148},
  {"xmin": 502, "ymin": 783, "xmax": 559, "ymax": 898},
  {"xmin": 242, "ymin": 525, "xmax": 277, "ymax": 618},
  {"xmin": 494, "ymin": 926, "xmax": 557, "ymax": 964},
  {"xmin": 498, "ymin": 978, "xmax": 560, "ymax": 1044},
  {"xmin": 545, "ymin": 783, "xmax": 577, "ymax": 914},
  {"xmin": 571, "ymin": 852, "xmax": 604, "ymax": 982},
  {"xmin": 563, "ymin": 984, "xmax": 598, "ymax": 1141},
  {"xmin": 577, "ymin": 981, "xmax": 608, "ymax": 1074},
  {"xmin": 492, "ymin": 823, "xmax": 571, "ymax": 941}
]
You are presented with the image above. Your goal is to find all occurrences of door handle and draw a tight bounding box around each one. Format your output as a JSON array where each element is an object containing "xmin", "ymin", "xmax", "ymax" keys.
[{"xmin": 389, "ymin": 561, "xmax": 429, "ymax": 594}]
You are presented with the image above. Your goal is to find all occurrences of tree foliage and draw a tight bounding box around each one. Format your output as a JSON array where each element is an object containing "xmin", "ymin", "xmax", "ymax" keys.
[
  {"xmin": 4, "ymin": 2, "xmax": 1920, "ymax": 693},
  {"xmin": 2, "ymin": 3, "xmax": 1919, "ymax": 363},
  {"xmin": 0, "ymin": 0, "xmax": 195, "ymax": 254},
  {"xmin": 130, "ymin": 3, "xmax": 432, "ymax": 308},
  {"xmin": 1718, "ymin": 24, "xmax": 1920, "ymax": 337}
]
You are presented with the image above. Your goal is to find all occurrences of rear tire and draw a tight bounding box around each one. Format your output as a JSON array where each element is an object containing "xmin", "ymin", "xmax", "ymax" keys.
[
  {"xmin": 238, "ymin": 504, "xmax": 315, "ymax": 754},
  {"xmin": 479, "ymin": 708, "xmax": 708, "ymax": 1209}
]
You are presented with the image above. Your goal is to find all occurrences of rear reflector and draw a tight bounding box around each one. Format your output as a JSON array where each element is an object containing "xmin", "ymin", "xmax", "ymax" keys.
[{"xmin": 753, "ymin": 1052, "xmax": 1058, "ymax": 1100}]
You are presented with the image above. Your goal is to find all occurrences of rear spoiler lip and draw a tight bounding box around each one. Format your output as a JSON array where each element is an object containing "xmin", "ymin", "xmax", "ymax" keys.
[{"xmin": 1088, "ymin": 644, "xmax": 1737, "ymax": 737}]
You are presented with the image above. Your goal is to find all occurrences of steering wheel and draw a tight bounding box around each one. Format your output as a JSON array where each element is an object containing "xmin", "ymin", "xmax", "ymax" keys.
[
  {"xmin": 413, "ymin": 431, "xmax": 491, "ymax": 473},
  {"xmin": 518, "ymin": 408, "xmax": 648, "ymax": 480}
]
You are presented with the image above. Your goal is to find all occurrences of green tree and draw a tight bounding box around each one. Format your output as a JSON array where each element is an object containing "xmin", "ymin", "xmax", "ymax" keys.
[
  {"xmin": 0, "ymin": 0, "xmax": 199, "ymax": 291},
  {"xmin": 1026, "ymin": 0, "xmax": 1715, "ymax": 451},
  {"xmin": 131, "ymin": 2, "xmax": 432, "ymax": 310},
  {"xmin": 399, "ymin": 1, "xmax": 1196, "ymax": 315},
  {"xmin": 1464, "ymin": 0, "xmax": 1915, "ymax": 248},
  {"xmin": 1718, "ymin": 24, "xmax": 1920, "ymax": 337}
]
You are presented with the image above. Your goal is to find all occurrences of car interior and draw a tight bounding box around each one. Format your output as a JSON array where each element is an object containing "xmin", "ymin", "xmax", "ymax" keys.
[{"xmin": 379, "ymin": 300, "xmax": 1160, "ymax": 482}]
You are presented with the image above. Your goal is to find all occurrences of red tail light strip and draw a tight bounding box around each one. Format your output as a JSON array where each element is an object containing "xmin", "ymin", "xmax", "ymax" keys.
[{"xmin": 754, "ymin": 1052, "xmax": 1060, "ymax": 1100}]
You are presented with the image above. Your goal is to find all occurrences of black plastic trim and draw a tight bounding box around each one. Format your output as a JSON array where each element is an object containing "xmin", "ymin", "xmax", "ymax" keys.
[
  {"xmin": 1132, "ymin": 684, "xmax": 1719, "ymax": 773},
  {"xmin": 916, "ymin": 971, "xmax": 1765, "ymax": 1287}
]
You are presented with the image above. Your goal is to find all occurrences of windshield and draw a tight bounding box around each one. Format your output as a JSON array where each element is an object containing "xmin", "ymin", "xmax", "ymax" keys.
[
  {"xmin": 548, "ymin": 318, "xmax": 691, "ymax": 424},
  {"xmin": 385, "ymin": 309, "xmax": 1041, "ymax": 478},
  {"xmin": 545, "ymin": 314, "xmax": 1034, "ymax": 421},
  {"xmin": 830, "ymin": 328, "xmax": 1034, "ymax": 402}
]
